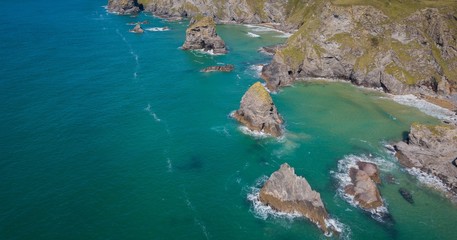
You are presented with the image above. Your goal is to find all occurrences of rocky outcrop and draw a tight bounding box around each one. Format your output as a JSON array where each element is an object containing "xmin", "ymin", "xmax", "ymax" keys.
[
  {"xmin": 399, "ymin": 188, "xmax": 414, "ymax": 204},
  {"xmin": 344, "ymin": 162, "xmax": 384, "ymax": 211},
  {"xmin": 182, "ymin": 16, "xmax": 227, "ymax": 54},
  {"xmin": 140, "ymin": 0, "xmax": 292, "ymax": 30},
  {"xmin": 107, "ymin": 0, "xmax": 141, "ymax": 15},
  {"xmin": 262, "ymin": 2, "xmax": 457, "ymax": 96},
  {"xmin": 232, "ymin": 82, "xmax": 283, "ymax": 137},
  {"xmin": 395, "ymin": 123, "xmax": 457, "ymax": 196},
  {"xmin": 201, "ymin": 64, "xmax": 234, "ymax": 73},
  {"xmin": 130, "ymin": 23, "xmax": 144, "ymax": 33},
  {"xmin": 259, "ymin": 163, "xmax": 338, "ymax": 235}
]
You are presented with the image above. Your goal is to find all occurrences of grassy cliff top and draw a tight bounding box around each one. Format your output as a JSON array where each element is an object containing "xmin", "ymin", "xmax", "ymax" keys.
[{"xmin": 247, "ymin": 82, "xmax": 273, "ymax": 103}]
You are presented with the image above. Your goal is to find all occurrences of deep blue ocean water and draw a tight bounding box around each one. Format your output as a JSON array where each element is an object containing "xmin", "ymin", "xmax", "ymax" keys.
[{"xmin": 1, "ymin": 1, "xmax": 456, "ymax": 239}]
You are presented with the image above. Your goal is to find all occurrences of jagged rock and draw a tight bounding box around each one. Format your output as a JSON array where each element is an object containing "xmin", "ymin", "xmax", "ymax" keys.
[
  {"xmin": 344, "ymin": 162, "xmax": 384, "ymax": 211},
  {"xmin": 201, "ymin": 65, "xmax": 234, "ymax": 73},
  {"xmin": 107, "ymin": 0, "xmax": 141, "ymax": 15},
  {"xmin": 395, "ymin": 123, "xmax": 457, "ymax": 196},
  {"xmin": 258, "ymin": 44, "xmax": 285, "ymax": 56},
  {"xmin": 182, "ymin": 16, "xmax": 227, "ymax": 54},
  {"xmin": 232, "ymin": 82, "xmax": 283, "ymax": 137},
  {"xmin": 399, "ymin": 188, "xmax": 414, "ymax": 204},
  {"xmin": 130, "ymin": 23, "xmax": 144, "ymax": 33},
  {"xmin": 259, "ymin": 163, "xmax": 337, "ymax": 235}
]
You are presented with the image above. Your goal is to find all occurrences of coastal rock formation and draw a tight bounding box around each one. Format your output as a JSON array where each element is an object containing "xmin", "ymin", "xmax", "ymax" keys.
[
  {"xmin": 232, "ymin": 82, "xmax": 283, "ymax": 137},
  {"xmin": 395, "ymin": 123, "xmax": 457, "ymax": 196},
  {"xmin": 107, "ymin": 0, "xmax": 141, "ymax": 15},
  {"xmin": 344, "ymin": 162, "xmax": 384, "ymax": 211},
  {"xmin": 201, "ymin": 64, "xmax": 234, "ymax": 73},
  {"xmin": 262, "ymin": 2, "xmax": 457, "ymax": 96},
  {"xmin": 130, "ymin": 23, "xmax": 144, "ymax": 33},
  {"xmin": 182, "ymin": 16, "xmax": 227, "ymax": 54},
  {"xmin": 399, "ymin": 188, "xmax": 414, "ymax": 204},
  {"xmin": 140, "ymin": 0, "xmax": 290, "ymax": 29},
  {"xmin": 259, "ymin": 163, "xmax": 337, "ymax": 235}
]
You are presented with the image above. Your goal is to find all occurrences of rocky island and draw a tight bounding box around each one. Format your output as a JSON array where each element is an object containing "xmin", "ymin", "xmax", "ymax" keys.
[
  {"xmin": 232, "ymin": 82, "xmax": 283, "ymax": 137},
  {"xmin": 395, "ymin": 123, "xmax": 457, "ymax": 197},
  {"xmin": 344, "ymin": 162, "xmax": 385, "ymax": 213},
  {"xmin": 181, "ymin": 16, "xmax": 227, "ymax": 54},
  {"xmin": 200, "ymin": 64, "xmax": 234, "ymax": 73},
  {"xmin": 259, "ymin": 163, "xmax": 339, "ymax": 235}
]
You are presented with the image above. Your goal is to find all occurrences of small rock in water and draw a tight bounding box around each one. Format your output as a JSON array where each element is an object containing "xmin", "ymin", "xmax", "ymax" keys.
[
  {"xmin": 130, "ymin": 23, "xmax": 144, "ymax": 33},
  {"xmin": 200, "ymin": 64, "xmax": 234, "ymax": 72},
  {"xmin": 399, "ymin": 188, "xmax": 414, "ymax": 204}
]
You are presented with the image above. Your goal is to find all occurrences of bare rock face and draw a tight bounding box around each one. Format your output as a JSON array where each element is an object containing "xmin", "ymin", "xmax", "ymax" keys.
[
  {"xmin": 262, "ymin": 3, "xmax": 457, "ymax": 95},
  {"xmin": 232, "ymin": 82, "xmax": 283, "ymax": 137},
  {"xmin": 259, "ymin": 163, "xmax": 337, "ymax": 235},
  {"xmin": 201, "ymin": 64, "xmax": 234, "ymax": 73},
  {"xmin": 130, "ymin": 23, "xmax": 144, "ymax": 33},
  {"xmin": 344, "ymin": 162, "xmax": 384, "ymax": 211},
  {"xmin": 182, "ymin": 16, "xmax": 227, "ymax": 54},
  {"xmin": 395, "ymin": 123, "xmax": 457, "ymax": 196},
  {"xmin": 107, "ymin": 0, "xmax": 141, "ymax": 15}
]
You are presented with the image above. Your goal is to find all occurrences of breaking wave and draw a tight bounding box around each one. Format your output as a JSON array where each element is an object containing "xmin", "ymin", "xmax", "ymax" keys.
[
  {"xmin": 247, "ymin": 32, "xmax": 260, "ymax": 38},
  {"xmin": 145, "ymin": 27, "xmax": 170, "ymax": 32},
  {"xmin": 405, "ymin": 167, "xmax": 450, "ymax": 193},
  {"xmin": 391, "ymin": 94, "xmax": 457, "ymax": 124}
]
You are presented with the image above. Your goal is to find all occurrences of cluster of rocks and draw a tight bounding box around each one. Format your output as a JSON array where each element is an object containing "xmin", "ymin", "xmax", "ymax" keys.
[
  {"xmin": 201, "ymin": 65, "xmax": 234, "ymax": 73},
  {"xmin": 344, "ymin": 162, "xmax": 384, "ymax": 212},
  {"xmin": 395, "ymin": 123, "xmax": 457, "ymax": 196},
  {"xmin": 181, "ymin": 16, "xmax": 227, "ymax": 54},
  {"xmin": 129, "ymin": 23, "xmax": 144, "ymax": 33}
]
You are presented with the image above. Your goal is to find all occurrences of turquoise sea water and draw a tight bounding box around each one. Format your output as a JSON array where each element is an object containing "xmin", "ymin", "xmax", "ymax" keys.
[{"xmin": 1, "ymin": 1, "xmax": 456, "ymax": 239}]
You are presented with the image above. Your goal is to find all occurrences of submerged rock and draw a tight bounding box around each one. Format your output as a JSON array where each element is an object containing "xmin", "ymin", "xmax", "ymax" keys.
[
  {"xmin": 232, "ymin": 82, "xmax": 283, "ymax": 137},
  {"xmin": 107, "ymin": 0, "xmax": 141, "ymax": 15},
  {"xmin": 182, "ymin": 16, "xmax": 227, "ymax": 54},
  {"xmin": 344, "ymin": 162, "xmax": 384, "ymax": 211},
  {"xmin": 130, "ymin": 23, "xmax": 144, "ymax": 33},
  {"xmin": 259, "ymin": 163, "xmax": 338, "ymax": 235},
  {"xmin": 201, "ymin": 64, "xmax": 234, "ymax": 73},
  {"xmin": 395, "ymin": 123, "xmax": 457, "ymax": 196},
  {"xmin": 399, "ymin": 188, "xmax": 414, "ymax": 204}
]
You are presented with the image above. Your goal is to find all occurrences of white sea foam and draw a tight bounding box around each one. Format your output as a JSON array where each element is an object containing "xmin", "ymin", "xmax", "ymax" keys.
[
  {"xmin": 166, "ymin": 158, "xmax": 173, "ymax": 172},
  {"xmin": 183, "ymin": 190, "xmax": 211, "ymax": 239},
  {"xmin": 211, "ymin": 126, "xmax": 231, "ymax": 137},
  {"xmin": 116, "ymin": 29, "xmax": 140, "ymax": 79},
  {"xmin": 332, "ymin": 154, "xmax": 392, "ymax": 220},
  {"xmin": 245, "ymin": 24, "xmax": 292, "ymax": 38},
  {"xmin": 145, "ymin": 27, "xmax": 170, "ymax": 32},
  {"xmin": 391, "ymin": 94, "xmax": 457, "ymax": 124},
  {"xmin": 238, "ymin": 126, "xmax": 269, "ymax": 139},
  {"xmin": 247, "ymin": 64, "xmax": 263, "ymax": 78},
  {"xmin": 144, "ymin": 104, "xmax": 161, "ymax": 122},
  {"xmin": 247, "ymin": 32, "xmax": 260, "ymax": 38},
  {"xmin": 405, "ymin": 167, "xmax": 450, "ymax": 193}
]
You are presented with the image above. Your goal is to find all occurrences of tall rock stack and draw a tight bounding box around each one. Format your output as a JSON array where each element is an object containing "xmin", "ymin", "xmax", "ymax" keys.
[
  {"xmin": 181, "ymin": 16, "xmax": 227, "ymax": 54},
  {"xmin": 232, "ymin": 82, "xmax": 283, "ymax": 137}
]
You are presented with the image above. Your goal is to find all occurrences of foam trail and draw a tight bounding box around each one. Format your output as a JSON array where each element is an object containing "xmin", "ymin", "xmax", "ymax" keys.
[
  {"xmin": 183, "ymin": 190, "xmax": 211, "ymax": 239},
  {"xmin": 116, "ymin": 29, "xmax": 140, "ymax": 79},
  {"xmin": 247, "ymin": 32, "xmax": 260, "ymax": 38},
  {"xmin": 166, "ymin": 158, "xmax": 173, "ymax": 172},
  {"xmin": 145, "ymin": 27, "xmax": 170, "ymax": 32},
  {"xmin": 406, "ymin": 167, "xmax": 450, "ymax": 193},
  {"xmin": 144, "ymin": 104, "xmax": 161, "ymax": 122}
]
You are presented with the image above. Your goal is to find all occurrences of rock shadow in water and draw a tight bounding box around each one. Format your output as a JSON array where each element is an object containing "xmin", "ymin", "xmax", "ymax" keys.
[{"xmin": 176, "ymin": 155, "xmax": 203, "ymax": 171}]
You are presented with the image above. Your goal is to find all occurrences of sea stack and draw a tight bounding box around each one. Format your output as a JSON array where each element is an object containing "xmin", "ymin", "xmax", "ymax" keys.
[
  {"xmin": 107, "ymin": 0, "xmax": 141, "ymax": 15},
  {"xmin": 259, "ymin": 163, "xmax": 337, "ymax": 235},
  {"xmin": 232, "ymin": 82, "xmax": 283, "ymax": 137},
  {"xmin": 181, "ymin": 16, "xmax": 227, "ymax": 54},
  {"xmin": 130, "ymin": 23, "xmax": 144, "ymax": 33},
  {"xmin": 395, "ymin": 123, "xmax": 457, "ymax": 196},
  {"xmin": 344, "ymin": 162, "xmax": 384, "ymax": 211}
]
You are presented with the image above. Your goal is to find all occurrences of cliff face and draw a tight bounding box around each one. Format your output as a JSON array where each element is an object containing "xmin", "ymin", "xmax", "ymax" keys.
[
  {"xmin": 262, "ymin": 1, "xmax": 457, "ymax": 96},
  {"xmin": 108, "ymin": 0, "xmax": 141, "ymax": 15},
  {"xmin": 138, "ymin": 0, "xmax": 306, "ymax": 31},
  {"xmin": 182, "ymin": 16, "xmax": 227, "ymax": 54},
  {"xmin": 395, "ymin": 123, "xmax": 457, "ymax": 196}
]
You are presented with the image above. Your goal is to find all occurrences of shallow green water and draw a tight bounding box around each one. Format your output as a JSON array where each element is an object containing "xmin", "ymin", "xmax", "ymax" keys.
[{"xmin": 0, "ymin": 1, "xmax": 456, "ymax": 239}]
